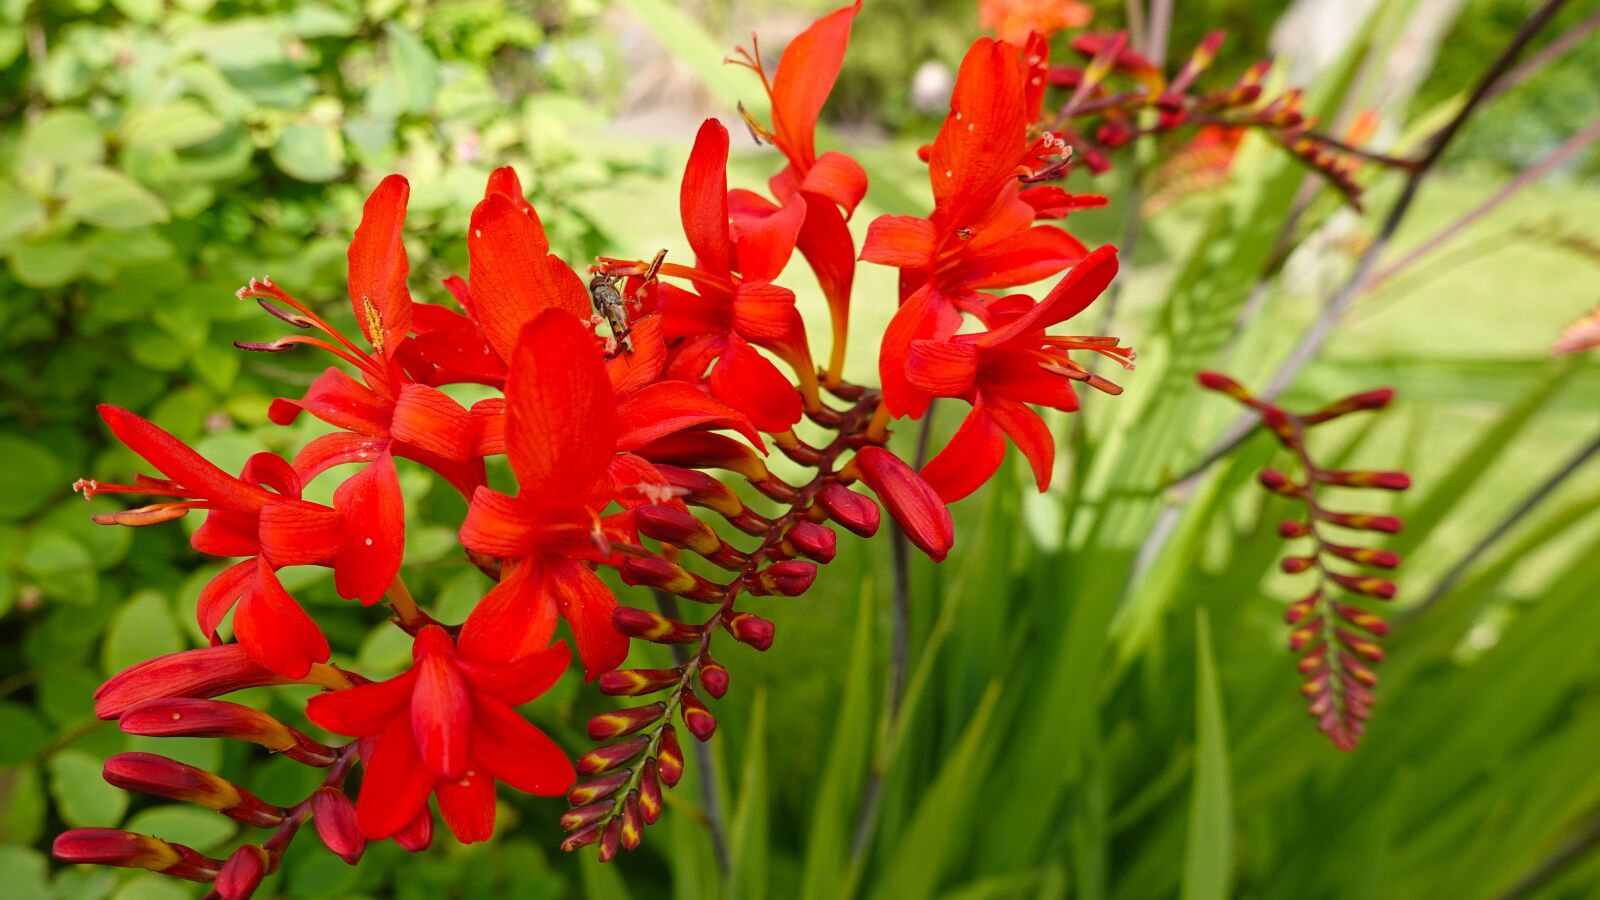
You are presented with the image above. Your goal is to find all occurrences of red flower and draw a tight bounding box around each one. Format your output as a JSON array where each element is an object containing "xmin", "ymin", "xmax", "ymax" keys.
[
  {"xmin": 306, "ymin": 625, "xmax": 574, "ymax": 843},
  {"xmin": 729, "ymin": 1, "xmax": 866, "ymax": 376},
  {"xmin": 649, "ymin": 119, "xmax": 817, "ymax": 433},
  {"xmin": 864, "ymin": 37, "xmax": 1097, "ymax": 419},
  {"xmin": 76, "ymin": 407, "xmax": 346, "ymax": 677},
  {"xmin": 904, "ymin": 246, "xmax": 1129, "ymax": 501}
]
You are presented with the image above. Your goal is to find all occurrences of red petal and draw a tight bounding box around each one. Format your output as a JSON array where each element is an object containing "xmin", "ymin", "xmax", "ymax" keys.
[
  {"xmin": 681, "ymin": 120, "xmax": 733, "ymax": 275},
  {"xmin": 878, "ymin": 285, "xmax": 962, "ymax": 419},
  {"xmin": 456, "ymin": 558, "xmax": 559, "ymax": 668},
  {"xmin": 470, "ymin": 695, "xmax": 576, "ymax": 796},
  {"xmin": 919, "ymin": 402, "xmax": 1008, "ymax": 504},
  {"xmin": 457, "ymin": 487, "xmax": 542, "ymax": 559},
  {"xmin": 794, "ymin": 200, "xmax": 856, "ymax": 346},
  {"xmin": 399, "ymin": 304, "xmax": 506, "ymax": 387},
  {"xmin": 435, "ymin": 766, "xmax": 497, "ymax": 844},
  {"xmin": 975, "ymin": 346, "xmax": 1079, "ymax": 411},
  {"xmin": 306, "ymin": 670, "xmax": 417, "ymax": 737},
  {"xmin": 853, "ymin": 446, "xmax": 955, "ymax": 560},
  {"xmin": 731, "ymin": 193, "xmax": 806, "ymax": 283},
  {"xmin": 196, "ymin": 558, "xmax": 256, "ymax": 641},
  {"xmin": 550, "ymin": 558, "xmax": 628, "ymax": 680},
  {"xmin": 268, "ymin": 367, "xmax": 391, "ymax": 436},
  {"xmin": 1020, "ymin": 186, "xmax": 1108, "ymax": 219},
  {"xmin": 98, "ymin": 405, "xmax": 270, "ymax": 509},
  {"xmin": 256, "ymin": 500, "xmax": 342, "ymax": 567},
  {"xmin": 1018, "ymin": 32, "xmax": 1050, "ymax": 120},
  {"xmin": 798, "ymin": 151, "xmax": 868, "ymax": 216},
  {"xmin": 470, "ymin": 399, "xmax": 505, "ymax": 458},
  {"xmin": 390, "ymin": 383, "xmax": 474, "ymax": 463},
  {"xmin": 947, "ymin": 225, "xmax": 1087, "ymax": 290},
  {"xmin": 460, "ymin": 641, "xmax": 571, "ymax": 707},
  {"xmin": 331, "ymin": 453, "xmax": 405, "ymax": 605},
  {"xmin": 904, "ymin": 339, "xmax": 980, "ymax": 397},
  {"xmin": 860, "ymin": 215, "xmax": 937, "ymax": 269},
  {"xmin": 233, "ymin": 561, "xmax": 330, "ymax": 679},
  {"xmin": 409, "ymin": 626, "xmax": 471, "ymax": 780},
  {"xmin": 709, "ymin": 335, "xmax": 803, "ymax": 434},
  {"xmin": 977, "ymin": 246, "xmax": 1119, "ymax": 347},
  {"xmin": 657, "ymin": 283, "xmax": 733, "ymax": 340},
  {"xmin": 191, "ymin": 510, "xmax": 260, "ymax": 559},
  {"xmin": 467, "ymin": 192, "xmax": 591, "ymax": 363},
  {"xmin": 504, "ymin": 310, "xmax": 617, "ymax": 495},
  {"xmin": 986, "ymin": 396, "xmax": 1055, "ymax": 492},
  {"xmin": 607, "ymin": 315, "xmax": 668, "ymax": 395},
  {"xmin": 292, "ymin": 432, "xmax": 393, "ymax": 483},
  {"xmin": 769, "ymin": 1, "xmax": 861, "ymax": 168},
  {"xmin": 731, "ymin": 281, "xmax": 807, "ymax": 349},
  {"xmin": 347, "ymin": 174, "xmax": 413, "ymax": 357},
  {"xmin": 355, "ymin": 717, "xmax": 437, "ymax": 840},
  {"xmin": 929, "ymin": 39, "xmax": 1028, "ymax": 230},
  {"xmin": 483, "ymin": 166, "xmax": 534, "ymax": 216},
  {"xmin": 615, "ymin": 380, "xmax": 765, "ymax": 452},
  {"xmin": 239, "ymin": 453, "xmax": 301, "ymax": 498}
]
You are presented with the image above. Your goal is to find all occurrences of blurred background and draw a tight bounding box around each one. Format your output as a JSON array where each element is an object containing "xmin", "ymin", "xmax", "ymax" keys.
[{"xmin": 3, "ymin": 0, "xmax": 1599, "ymax": 897}]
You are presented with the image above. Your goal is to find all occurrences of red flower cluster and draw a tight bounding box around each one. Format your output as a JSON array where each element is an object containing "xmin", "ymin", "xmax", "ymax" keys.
[
  {"xmin": 56, "ymin": 3, "xmax": 1138, "ymax": 890},
  {"xmin": 1199, "ymin": 372, "xmax": 1408, "ymax": 751}
]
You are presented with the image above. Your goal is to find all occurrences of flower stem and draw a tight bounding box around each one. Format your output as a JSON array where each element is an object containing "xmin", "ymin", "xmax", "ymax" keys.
[{"xmin": 652, "ymin": 588, "xmax": 732, "ymax": 877}]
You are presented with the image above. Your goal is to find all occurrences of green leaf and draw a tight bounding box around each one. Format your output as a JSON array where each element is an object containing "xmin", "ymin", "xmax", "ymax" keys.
[
  {"xmin": 125, "ymin": 805, "xmax": 236, "ymax": 851},
  {"xmin": 110, "ymin": 874, "xmax": 191, "ymax": 900},
  {"xmin": 110, "ymin": 0, "xmax": 162, "ymax": 22},
  {"xmin": 36, "ymin": 665, "xmax": 100, "ymax": 724},
  {"xmin": 0, "ymin": 434, "xmax": 66, "ymax": 519},
  {"xmin": 0, "ymin": 182, "xmax": 46, "ymax": 244},
  {"xmin": 578, "ymin": 851, "xmax": 634, "ymax": 900},
  {"xmin": 102, "ymin": 589, "xmax": 183, "ymax": 677},
  {"xmin": 728, "ymin": 688, "xmax": 769, "ymax": 900},
  {"xmin": 8, "ymin": 238, "xmax": 86, "ymax": 288},
  {"xmin": 61, "ymin": 169, "xmax": 170, "ymax": 229},
  {"xmin": 120, "ymin": 99, "xmax": 226, "ymax": 151},
  {"xmin": 1181, "ymin": 609, "xmax": 1233, "ymax": 900},
  {"xmin": 49, "ymin": 749, "xmax": 129, "ymax": 827},
  {"xmin": 0, "ymin": 846, "xmax": 50, "ymax": 900},
  {"xmin": 21, "ymin": 530, "xmax": 97, "ymax": 606},
  {"xmin": 271, "ymin": 125, "xmax": 346, "ymax": 183},
  {"xmin": 20, "ymin": 108, "xmax": 103, "ymax": 169},
  {"xmin": 0, "ymin": 703, "xmax": 50, "ymax": 765},
  {"xmin": 0, "ymin": 765, "xmax": 46, "ymax": 846},
  {"xmin": 40, "ymin": 498, "xmax": 133, "ymax": 570},
  {"xmin": 374, "ymin": 23, "xmax": 440, "ymax": 117}
]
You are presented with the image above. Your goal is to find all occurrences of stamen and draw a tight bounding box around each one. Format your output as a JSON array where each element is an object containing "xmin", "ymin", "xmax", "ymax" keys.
[
  {"xmin": 254, "ymin": 297, "xmax": 313, "ymax": 328},
  {"xmin": 361, "ymin": 296, "xmax": 386, "ymax": 356}
]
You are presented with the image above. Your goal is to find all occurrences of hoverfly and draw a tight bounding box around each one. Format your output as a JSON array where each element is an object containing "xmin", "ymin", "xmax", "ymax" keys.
[{"xmin": 588, "ymin": 249, "xmax": 666, "ymax": 357}]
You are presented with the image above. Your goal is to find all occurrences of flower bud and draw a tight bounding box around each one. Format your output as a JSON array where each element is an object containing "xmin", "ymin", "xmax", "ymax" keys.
[
  {"xmin": 1278, "ymin": 520, "xmax": 1311, "ymax": 538},
  {"xmin": 1280, "ymin": 556, "xmax": 1316, "ymax": 574},
  {"xmin": 1339, "ymin": 653, "xmax": 1379, "ymax": 687},
  {"xmin": 724, "ymin": 612, "xmax": 775, "ymax": 651},
  {"xmin": 561, "ymin": 801, "xmax": 613, "ymax": 833},
  {"xmin": 1258, "ymin": 469, "xmax": 1303, "ymax": 497},
  {"xmin": 1284, "ymin": 592, "xmax": 1320, "ymax": 624},
  {"xmin": 1297, "ymin": 645, "xmax": 1328, "ymax": 675},
  {"xmin": 1316, "ymin": 470, "xmax": 1411, "ymax": 491},
  {"xmin": 568, "ymin": 770, "xmax": 631, "ymax": 807},
  {"xmin": 95, "ymin": 645, "xmax": 288, "ymax": 720},
  {"xmin": 817, "ymin": 483, "xmax": 880, "ymax": 538},
  {"xmin": 633, "ymin": 432, "xmax": 770, "ymax": 482},
  {"xmin": 753, "ymin": 560, "xmax": 817, "ymax": 596},
  {"xmin": 786, "ymin": 521, "xmax": 837, "ymax": 563},
  {"xmin": 1329, "ymin": 573, "xmax": 1397, "ymax": 600},
  {"xmin": 1288, "ymin": 620, "xmax": 1321, "ymax": 652},
  {"xmin": 54, "ymin": 828, "xmax": 193, "ymax": 875},
  {"xmin": 619, "ymin": 556, "xmax": 723, "ymax": 601},
  {"xmin": 654, "ymin": 465, "xmax": 743, "ymax": 516},
  {"xmin": 394, "ymin": 809, "xmax": 433, "ymax": 852},
  {"xmin": 852, "ymin": 447, "xmax": 953, "ymax": 561},
  {"xmin": 561, "ymin": 823, "xmax": 604, "ymax": 852},
  {"xmin": 214, "ymin": 845, "xmax": 270, "ymax": 900},
  {"xmin": 613, "ymin": 607, "xmax": 702, "ymax": 644},
  {"xmin": 598, "ymin": 668, "xmax": 682, "ymax": 697},
  {"xmin": 620, "ymin": 791, "xmax": 643, "ymax": 851},
  {"xmin": 1333, "ymin": 603, "xmax": 1388, "ymax": 636},
  {"xmin": 1318, "ymin": 511, "xmax": 1402, "ymax": 533},
  {"xmin": 577, "ymin": 735, "xmax": 650, "ymax": 775},
  {"xmin": 636, "ymin": 505, "xmax": 720, "ymax": 555},
  {"xmin": 1303, "ymin": 388, "xmax": 1394, "ymax": 424},
  {"xmin": 1325, "ymin": 544, "xmax": 1400, "ymax": 569},
  {"xmin": 639, "ymin": 759, "xmax": 663, "ymax": 824},
  {"xmin": 103, "ymin": 753, "xmax": 286, "ymax": 828},
  {"xmin": 1337, "ymin": 629, "xmax": 1385, "ymax": 662},
  {"xmin": 311, "ymin": 787, "xmax": 365, "ymax": 865},
  {"xmin": 656, "ymin": 726, "xmax": 684, "ymax": 786},
  {"xmin": 118, "ymin": 698, "xmax": 337, "ymax": 767},
  {"xmin": 679, "ymin": 689, "xmax": 717, "ymax": 741},
  {"xmin": 598, "ymin": 818, "xmax": 623, "ymax": 863},
  {"xmin": 699, "ymin": 657, "xmax": 730, "ymax": 699},
  {"xmin": 588, "ymin": 702, "xmax": 668, "ymax": 741}
]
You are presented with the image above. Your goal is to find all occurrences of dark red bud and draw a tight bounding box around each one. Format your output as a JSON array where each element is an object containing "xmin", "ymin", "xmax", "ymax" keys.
[
  {"xmin": 786, "ymin": 520, "xmax": 837, "ymax": 563},
  {"xmin": 654, "ymin": 465, "xmax": 743, "ymax": 515},
  {"xmin": 103, "ymin": 752, "xmax": 286, "ymax": 828},
  {"xmin": 699, "ymin": 657, "xmax": 730, "ymax": 699},
  {"xmin": 394, "ymin": 809, "xmax": 433, "ymax": 852},
  {"xmin": 598, "ymin": 818, "xmax": 623, "ymax": 863},
  {"xmin": 577, "ymin": 735, "xmax": 651, "ymax": 775},
  {"xmin": 657, "ymin": 726, "xmax": 684, "ymax": 785},
  {"xmin": 639, "ymin": 759, "xmax": 663, "ymax": 824},
  {"xmin": 214, "ymin": 845, "xmax": 269, "ymax": 900},
  {"xmin": 633, "ymin": 432, "xmax": 769, "ymax": 481},
  {"xmin": 612, "ymin": 607, "xmax": 702, "ymax": 644},
  {"xmin": 636, "ymin": 505, "xmax": 720, "ymax": 554},
  {"xmin": 598, "ymin": 668, "xmax": 682, "ymax": 697},
  {"xmin": 118, "ymin": 698, "xmax": 336, "ymax": 767},
  {"xmin": 561, "ymin": 801, "xmax": 613, "ymax": 833},
  {"xmin": 94, "ymin": 645, "xmax": 289, "ymax": 720},
  {"xmin": 620, "ymin": 791, "xmax": 643, "ymax": 851},
  {"xmin": 568, "ymin": 770, "xmax": 632, "ymax": 807},
  {"xmin": 1281, "ymin": 555, "xmax": 1316, "ymax": 574},
  {"xmin": 817, "ymin": 483, "xmax": 880, "ymax": 537},
  {"xmin": 679, "ymin": 690, "xmax": 717, "ymax": 741},
  {"xmin": 853, "ymin": 447, "xmax": 953, "ymax": 561},
  {"xmin": 755, "ymin": 560, "xmax": 816, "ymax": 596},
  {"xmin": 311, "ymin": 787, "xmax": 365, "ymax": 865},
  {"xmin": 53, "ymin": 828, "xmax": 218, "ymax": 879},
  {"xmin": 588, "ymin": 702, "xmax": 668, "ymax": 741}
]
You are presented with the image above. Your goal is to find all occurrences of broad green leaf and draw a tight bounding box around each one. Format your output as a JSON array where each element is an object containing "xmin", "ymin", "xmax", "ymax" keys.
[
  {"xmin": 1181, "ymin": 609, "xmax": 1233, "ymax": 900},
  {"xmin": 728, "ymin": 689, "xmax": 769, "ymax": 900},
  {"xmin": 0, "ymin": 435, "xmax": 66, "ymax": 519},
  {"xmin": 61, "ymin": 169, "xmax": 170, "ymax": 229},
  {"xmin": 8, "ymin": 238, "xmax": 86, "ymax": 288},
  {"xmin": 49, "ymin": 750, "xmax": 129, "ymax": 827},
  {"xmin": 102, "ymin": 589, "xmax": 182, "ymax": 677},
  {"xmin": 271, "ymin": 125, "xmax": 346, "ymax": 182},
  {"xmin": 0, "ymin": 703, "xmax": 50, "ymax": 765},
  {"xmin": 372, "ymin": 23, "xmax": 440, "ymax": 117},
  {"xmin": 111, "ymin": 875, "xmax": 191, "ymax": 900},
  {"xmin": 578, "ymin": 851, "xmax": 634, "ymax": 900},
  {"xmin": 110, "ymin": 0, "xmax": 162, "ymax": 22},
  {"xmin": 0, "ymin": 846, "xmax": 50, "ymax": 900},
  {"xmin": 21, "ymin": 530, "xmax": 97, "ymax": 606},
  {"xmin": 36, "ymin": 665, "xmax": 99, "ymax": 724},
  {"xmin": 126, "ymin": 806, "xmax": 236, "ymax": 852},
  {"xmin": 121, "ymin": 99, "xmax": 226, "ymax": 150},
  {"xmin": 20, "ymin": 108, "xmax": 103, "ymax": 168},
  {"xmin": 0, "ymin": 183, "xmax": 46, "ymax": 243},
  {"xmin": 0, "ymin": 765, "xmax": 46, "ymax": 846}
]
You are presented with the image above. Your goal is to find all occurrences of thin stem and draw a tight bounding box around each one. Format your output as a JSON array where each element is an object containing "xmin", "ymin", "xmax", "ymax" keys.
[
  {"xmin": 1397, "ymin": 424, "xmax": 1600, "ymax": 626},
  {"xmin": 1166, "ymin": 0, "xmax": 1571, "ymax": 487},
  {"xmin": 1492, "ymin": 809, "xmax": 1600, "ymax": 900},
  {"xmin": 1481, "ymin": 9, "xmax": 1600, "ymax": 107},
  {"xmin": 1145, "ymin": 0, "xmax": 1173, "ymax": 68},
  {"xmin": 653, "ymin": 589, "xmax": 732, "ymax": 876},
  {"xmin": 385, "ymin": 574, "xmax": 432, "ymax": 632}
]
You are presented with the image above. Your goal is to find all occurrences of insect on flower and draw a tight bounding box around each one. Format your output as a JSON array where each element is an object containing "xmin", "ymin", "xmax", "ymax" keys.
[{"xmin": 589, "ymin": 249, "xmax": 667, "ymax": 356}]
